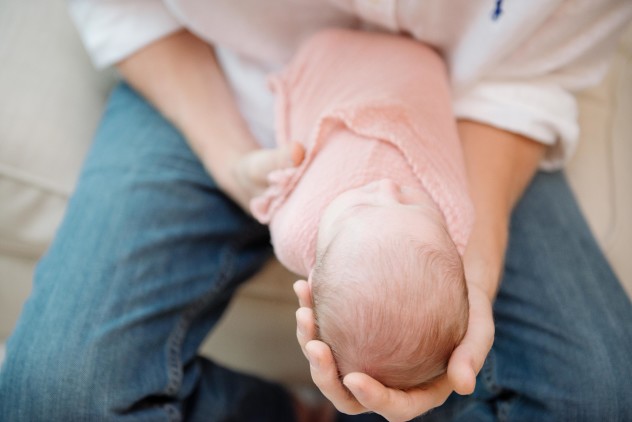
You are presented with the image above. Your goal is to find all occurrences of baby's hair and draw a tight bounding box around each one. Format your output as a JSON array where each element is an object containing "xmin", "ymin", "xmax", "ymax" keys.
[{"xmin": 311, "ymin": 229, "xmax": 468, "ymax": 390}]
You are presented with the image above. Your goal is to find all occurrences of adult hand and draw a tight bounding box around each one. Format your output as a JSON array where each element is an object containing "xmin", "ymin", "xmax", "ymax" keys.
[
  {"xmin": 445, "ymin": 220, "xmax": 502, "ymax": 396},
  {"xmin": 293, "ymin": 221, "xmax": 501, "ymax": 422},
  {"xmin": 221, "ymin": 142, "xmax": 304, "ymax": 213}
]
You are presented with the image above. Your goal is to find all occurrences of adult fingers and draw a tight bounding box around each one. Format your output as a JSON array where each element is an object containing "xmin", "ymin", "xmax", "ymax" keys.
[
  {"xmin": 343, "ymin": 373, "xmax": 453, "ymax": 422},
  {"xmin": 296, "ymin": 307, "xmax": 317, "ymax": 359},
  {"xmin": 305, "ymin": 340, "xmax": 367, "ymax": 415},
  {"xmin": 447, "ymin": 285, "xmax": 495, "ymax": 395},
  {"xmin": 241, "ymin": 143, "xmax": 304, "ymax": 185},
  {"xmin": 289, "ymin": 142, "xmax": 305, "ymax": 166},
  {"xmin": 293, "ymin": 279, "xmax": 313, "ymax": 308},
  {"xmin": 294, "ymin": 279, "xmax": 316, "ymax": 360}
]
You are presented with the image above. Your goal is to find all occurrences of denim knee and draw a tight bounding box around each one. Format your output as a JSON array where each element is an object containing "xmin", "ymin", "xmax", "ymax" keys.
[
  {"xmin": 0, "ymin": 341, "xmax": 109, "ymax": 420},
  {"xmin": 495, "ymin": 328, "xmax": 632, "ymax": 422},
  {"xmin": 0, "ymin": 336, "xmax": 177, "ymax": 421},
  {"xmin": 555, "ymin": 340, "xmax": 632, "ymax": 421}
]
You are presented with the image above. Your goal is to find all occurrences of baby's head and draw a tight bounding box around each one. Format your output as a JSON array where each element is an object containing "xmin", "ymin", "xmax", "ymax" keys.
[{"xmin": 311, "ymin": 179, "xmax": 468, "ymax": 389}]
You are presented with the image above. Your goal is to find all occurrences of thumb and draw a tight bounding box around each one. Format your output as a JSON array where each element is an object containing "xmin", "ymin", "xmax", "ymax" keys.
[
  {"xmin": 243, "ymin": 142, "xmax": 305, "ymax": 184},
  {"xmin": 281, "ymin": 142, "xmax": 305, "ymax": 167}
]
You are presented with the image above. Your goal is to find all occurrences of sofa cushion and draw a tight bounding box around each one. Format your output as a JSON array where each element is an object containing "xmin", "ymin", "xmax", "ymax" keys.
[
  {"xmin": 0, "ymin": 0, "xmax": 114, "ymax": 258},
  {"xmin": 568, "ymin": 23, "xmax": 632, "ymax": 294}
]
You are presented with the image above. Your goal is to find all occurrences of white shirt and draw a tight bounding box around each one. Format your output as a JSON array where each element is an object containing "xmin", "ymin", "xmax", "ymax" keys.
[{"xmin": 68, "ymin": 0, "xmax": 632, "ymax": 169}]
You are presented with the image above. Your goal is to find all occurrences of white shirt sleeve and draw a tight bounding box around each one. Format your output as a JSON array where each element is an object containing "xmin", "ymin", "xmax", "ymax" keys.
[
  {"xmin": 453, "ymin": 1, "xmax": 632, "ymax": 170},
  {"xmin": 68, "ymin": 0, "xmax": 183, "ymax": 69}
]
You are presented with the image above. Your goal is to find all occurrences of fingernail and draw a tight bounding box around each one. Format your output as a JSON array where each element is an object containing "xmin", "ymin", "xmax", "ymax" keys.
[
  {"xmin": 343, "ymin": 378, "xmax": 362, "ymax": 397},
  {"xmin": 290, "ymin": 142, "xmax": 305, "ymax": 166}
]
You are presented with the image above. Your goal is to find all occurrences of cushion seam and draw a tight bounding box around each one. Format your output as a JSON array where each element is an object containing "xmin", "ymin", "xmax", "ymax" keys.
[{"xmin": 0, "ymin": 163, "xmax": 72, "ymax": 197}]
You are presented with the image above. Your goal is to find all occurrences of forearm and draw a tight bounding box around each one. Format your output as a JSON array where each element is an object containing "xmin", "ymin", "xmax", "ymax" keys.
[
  {"xmin": 116, "ymin": 30, "xmax": 258, "ymax": 190},
  {"xmin": 457, "ymin": 120, "xmax": 546, "ymax": 299}
]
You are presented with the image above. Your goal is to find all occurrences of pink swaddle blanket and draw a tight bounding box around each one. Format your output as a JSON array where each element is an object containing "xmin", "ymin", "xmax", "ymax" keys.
[{"xmin": 251, "ymin": 29, "xmax": 473, "ymax": 276}]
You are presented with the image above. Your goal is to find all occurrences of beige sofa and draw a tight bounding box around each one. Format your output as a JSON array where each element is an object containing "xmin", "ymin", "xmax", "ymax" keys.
[{"xmin": 1, "ymin": 1, "xmax": 631, "ymax": 385}]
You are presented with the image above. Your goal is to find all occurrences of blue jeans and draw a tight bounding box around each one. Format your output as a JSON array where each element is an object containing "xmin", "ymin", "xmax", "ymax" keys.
[{"xmin": 1, "ymin": 83, "xmax": 631, "ymax": 421}]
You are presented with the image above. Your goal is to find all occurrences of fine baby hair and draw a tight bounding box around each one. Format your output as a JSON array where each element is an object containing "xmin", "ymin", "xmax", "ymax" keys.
[{"xmin": 311, "ymin": 222, "xmax": 469, "ymax": 389}]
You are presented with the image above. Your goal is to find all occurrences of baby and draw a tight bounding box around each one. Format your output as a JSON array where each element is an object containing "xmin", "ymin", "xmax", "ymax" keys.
[{"xmin": 251, "ymin": 29, "xmax": 473, "ymax": 390}]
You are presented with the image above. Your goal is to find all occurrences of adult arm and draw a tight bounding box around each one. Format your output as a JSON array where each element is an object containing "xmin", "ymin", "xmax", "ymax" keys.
[
  {"xmin": 116, "ymin": 29, "xmax": 275, "ymax": 208},
  {"xmin": 70, "ymin": 2, "xmax": 301, "ymax": 210},
  {"xmin": 444, "ymin": 120, "xmax": 546, "ymax": 393},
  {"xmin": 456, "ymin": 120, "xmax": 546, "ymax": 299}
]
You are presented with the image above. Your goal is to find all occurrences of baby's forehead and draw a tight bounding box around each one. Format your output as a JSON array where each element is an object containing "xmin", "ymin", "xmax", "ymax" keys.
[
  {"xmin": 319, "ymin": 233, "xmax": 418, "ymax": 280},
  {"xmin": 336, "ymin": 218, "xmax": 449, "ymax": 261},
  {"xmin": 319, "ymin": 221, "xmax": 458, "ymax": 285},
  {"xmin": 345, "ymin": 203, "xmax": 448, "ymax": 241}
]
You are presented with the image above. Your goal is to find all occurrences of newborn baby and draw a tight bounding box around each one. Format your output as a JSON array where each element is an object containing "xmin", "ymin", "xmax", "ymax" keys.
[{"xmin": 251, "ymin": 29, "xmax": 474, "ymax": 389}]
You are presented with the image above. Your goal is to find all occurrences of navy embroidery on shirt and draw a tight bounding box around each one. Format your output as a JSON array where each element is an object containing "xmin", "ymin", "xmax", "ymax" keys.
[{"xmin": 492, "ymin": 0, "xmax": 504, "ymax": 20}]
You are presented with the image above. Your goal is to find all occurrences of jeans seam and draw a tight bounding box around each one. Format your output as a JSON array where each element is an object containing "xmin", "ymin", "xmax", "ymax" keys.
[
  {"xmin": 498, "ymin": 395, "xmax": 520, "ymax": 422},
  {"xmin": 483, "ymin": 350, "xmax": 520, "ymax": 422},
  {"xmin": 482, "ymin": 350, "xmax": 501, "ymax": 395},
  {"xmin": 164, "ymin": 404, "xmax": 180, "ymax": 422},
  {"xmin": 160, "ymin": 227, "xmax": 267, "ymax": 421},
  {"xmin": 164, "ymin": 242, "xmax": 238, "ymax": 390}
]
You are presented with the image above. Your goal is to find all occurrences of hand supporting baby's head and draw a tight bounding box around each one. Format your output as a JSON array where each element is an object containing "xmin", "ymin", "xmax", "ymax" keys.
[{"xmin": 311, "ymin": 179, "xmax": 469, "ymax": 389}]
